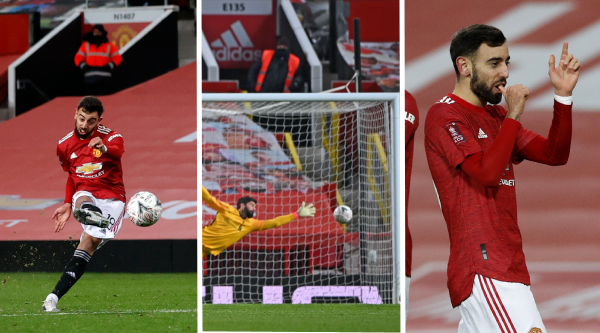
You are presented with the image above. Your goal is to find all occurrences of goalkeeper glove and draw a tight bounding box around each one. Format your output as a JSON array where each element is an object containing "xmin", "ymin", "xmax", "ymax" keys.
[{"xmin": 297, "ymin": 202, "xmax": 316, "ymax": 217}]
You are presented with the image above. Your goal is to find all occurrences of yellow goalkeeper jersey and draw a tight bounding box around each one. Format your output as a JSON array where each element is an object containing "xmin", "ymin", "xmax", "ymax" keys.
[{"xmin": 202, "ymin": 186, "xmax": 296, "ymax": 257}]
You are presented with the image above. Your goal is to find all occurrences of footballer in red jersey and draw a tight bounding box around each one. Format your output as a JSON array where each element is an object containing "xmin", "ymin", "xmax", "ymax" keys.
[
  {"xmin": 424, "ymin": 25, "xmax": 579, "ymax": 332},
  {"xmin": 42, "ymin": 96, "xmax": 126, "ymax": 312},
  {"xmin": 404, "ymin": 90, "xmax": 418, "ymax": 312}
]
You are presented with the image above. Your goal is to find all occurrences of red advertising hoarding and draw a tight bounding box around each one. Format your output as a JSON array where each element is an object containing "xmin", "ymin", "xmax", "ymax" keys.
[{"xmin": 202, "ymin": 0, "xmax": 277, "ymax": 69}]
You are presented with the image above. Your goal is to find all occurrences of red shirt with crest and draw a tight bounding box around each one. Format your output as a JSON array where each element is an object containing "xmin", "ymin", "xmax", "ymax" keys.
[
  {"xmin": 57, "ymin": 124, "xmax": 125, "ymax": 203},
  {"xmin": 424, "ymin": 94, "xmax": 539, "ymax": 307}
]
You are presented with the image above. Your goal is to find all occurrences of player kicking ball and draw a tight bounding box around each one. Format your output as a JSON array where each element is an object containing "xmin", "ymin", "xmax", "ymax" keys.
[
  {"xmin": 424, "ymin": 25, "xmax": 579, "ymax": 332},
  {"xmin": 202, "ymin": 186, "xmax": 316, "ymax": 258},
  {"xmin": 42, "ymin": 96, "xmax": 126, "ymax": 312}
]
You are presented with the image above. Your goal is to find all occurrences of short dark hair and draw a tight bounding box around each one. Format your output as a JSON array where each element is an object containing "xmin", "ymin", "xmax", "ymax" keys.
[
  {"xmin": 237, "ymin": 196, "xmax": 257, "ymax": 209},
  {"xmin": 77, "ymin": 96, "xmax": 104, "ymax": 117},
  {"xmin": 450, "ymin": 24, "xmax": 506, "ymax": 76}
]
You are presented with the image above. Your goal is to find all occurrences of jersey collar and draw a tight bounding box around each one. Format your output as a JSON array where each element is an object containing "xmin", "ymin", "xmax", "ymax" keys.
[{"xmin": 448, "ymin": 93, "xmax": 491, "ymax": 115}]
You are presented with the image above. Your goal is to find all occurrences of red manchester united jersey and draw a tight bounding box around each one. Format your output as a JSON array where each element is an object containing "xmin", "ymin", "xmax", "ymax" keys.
[
  {"xmin": 424, "ymin": 94, "xmax": 538, "ymax": 307},
  {"xmin": 57, "ymin": 125, "xmax": 125, "ymax": 202},
  {"xmin": 405, "ymin": 90, "xmax": 419, "ymax": 278}
]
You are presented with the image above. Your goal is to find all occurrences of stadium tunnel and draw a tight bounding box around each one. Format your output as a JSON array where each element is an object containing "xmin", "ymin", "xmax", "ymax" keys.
[{"xmin": 7, "ymin": 5, "xmax": 180, "ymax": 117}]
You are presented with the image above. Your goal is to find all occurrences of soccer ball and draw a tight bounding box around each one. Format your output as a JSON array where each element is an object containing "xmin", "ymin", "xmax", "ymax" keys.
[
  {"xmin": 127, "ymin": 191, "xmax": 162, "ymax": 227},
  {"xmin": 333, "ymin": 205, "xmax": 353, "ymax": 224}
]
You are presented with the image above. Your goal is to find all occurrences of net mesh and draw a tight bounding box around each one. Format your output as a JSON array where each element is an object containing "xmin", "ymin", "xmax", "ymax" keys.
[{"xmin": 201, "ymin": 99, "xmax": 395, "ymax": 304}]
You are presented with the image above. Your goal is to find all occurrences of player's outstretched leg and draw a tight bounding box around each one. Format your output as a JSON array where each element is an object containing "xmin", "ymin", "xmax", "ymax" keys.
[
  {"xmin": 42, "ymin": 234, "xmax": 101, "ymax": 312},
  {"xmin": 73, "ymin": 198, "xmax": 109, "ymax": 228}
]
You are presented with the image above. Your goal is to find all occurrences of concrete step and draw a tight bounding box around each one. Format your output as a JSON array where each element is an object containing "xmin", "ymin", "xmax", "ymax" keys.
[
  {"xmin": 178, "ymin": 19, "xmax": 196, "ymax": 68},
  {"xmin": 0, "ymin": 108, "xmax": 13, "ymax": 123}
]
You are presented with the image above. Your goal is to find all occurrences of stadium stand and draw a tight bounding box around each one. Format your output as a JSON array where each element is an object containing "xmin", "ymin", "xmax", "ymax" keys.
[
  {"xmin": 0, "ymin": 12, "xmax": 40, "ymax": 116},
  {"xmin": 8, "ymin": 6, "xmax": 179, "ymax": 117}
]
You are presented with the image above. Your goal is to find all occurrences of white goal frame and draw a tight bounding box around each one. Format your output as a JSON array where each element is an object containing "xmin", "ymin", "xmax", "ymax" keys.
[{"xmin": 201, "ymin": 92, "xmax": 402, "ymax": 305}]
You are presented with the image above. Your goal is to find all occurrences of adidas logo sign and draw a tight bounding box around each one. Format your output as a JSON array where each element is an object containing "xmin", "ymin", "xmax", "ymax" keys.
[
  {"xmin": 211, "ymin": 21, "xmax": 261, "ymax": 62},
  {"xmin": 478, "ymin": 128, "xmax": 488, "ymax": 139}
]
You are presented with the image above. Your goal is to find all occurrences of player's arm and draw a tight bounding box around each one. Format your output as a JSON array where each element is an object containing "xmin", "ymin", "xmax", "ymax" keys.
[
  {"xmin": 89, "ymin": 133, "xmax": 124, "ymax": 158},
  {"xmin": 56, "ymin": 145, "xmax": 74, "ymax": 202},
  {"xmin": 405, "ymin": 91, "xmax": 419, "ymax": 148},
  {"xmin": 458, "ymin": 118, "xmax": 521, "ymax": 187},
  {"xmin": 516, "ymin": 100, "xmax": 571, "ymax": 165},
  {"xmin": 64, "ymin": 177, "xmax": 75, "ymax": 204},
  {"xmin": 56, "ymin": 146, "xmax": 75, "ymax": 202},
  {"xmin": 53, "ymin": 146, "xmax": 72, "ymax": 232},
  {"xmin": 459, "ymin": 83, "xmax": 528, "ymax": 187},
  {"xmin": 517, "ymin": 42, "xmax": 579, "ymax": 165},
  {"xmin": 201, "ymin": 186, "xmax": 231, "ymax": 213},
  {"xmin": 254, "ymin": 202, "xmax": 316, "ymax": 231}
]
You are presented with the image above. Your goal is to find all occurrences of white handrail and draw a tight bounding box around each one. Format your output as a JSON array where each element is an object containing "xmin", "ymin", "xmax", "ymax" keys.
[
  {"xmin": 280, "ymin": 0, "xmax": 322, "ymax": 92},
  {"xmin": 201, "ymin": 31, "xmax": 219, "ymax": 81}
]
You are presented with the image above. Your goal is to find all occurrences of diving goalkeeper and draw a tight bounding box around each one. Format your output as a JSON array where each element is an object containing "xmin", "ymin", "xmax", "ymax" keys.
[{"xmin": 202, "ymin": 186, "xmax": 316, "ymax": 258}]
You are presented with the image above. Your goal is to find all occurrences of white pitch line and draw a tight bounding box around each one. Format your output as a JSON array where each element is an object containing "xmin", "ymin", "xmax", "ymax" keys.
[{"xmin": 0, "ymin": 309, "xmax": 197, "ymax": 317}]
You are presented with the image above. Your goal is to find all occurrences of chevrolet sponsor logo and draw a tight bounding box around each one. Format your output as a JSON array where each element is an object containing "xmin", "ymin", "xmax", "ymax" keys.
[{"xmin": 76, "ymin": 162, "xmax": 103, "ymax": 175}]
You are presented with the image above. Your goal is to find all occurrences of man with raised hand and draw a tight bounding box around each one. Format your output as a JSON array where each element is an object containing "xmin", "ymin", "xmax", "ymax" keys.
[{"xmin": 424, "ymin": 24, "xmax": 579, "ymax": 332}]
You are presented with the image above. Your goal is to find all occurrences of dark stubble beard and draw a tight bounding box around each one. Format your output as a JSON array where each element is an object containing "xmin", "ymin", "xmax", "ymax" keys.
[
  {"xmin": 243, "ymin": 207, "xmax": 255, "ymax": 218},
  {"xmin": 74, "ymin": 121, "xmax": 95, "ymax": 140},
  {"xmin": 470, "ymin": 65, "xmax": 503, "ymax": 105}
]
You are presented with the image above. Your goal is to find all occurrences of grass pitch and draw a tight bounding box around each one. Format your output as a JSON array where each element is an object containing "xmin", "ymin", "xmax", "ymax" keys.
[
  {"xmin": 203, "ymin": 304, "xmax": 400, "ymax": 332},
  {"xmin": 0, "ymin": 272, "xmax": 197, "ymax": 332}
]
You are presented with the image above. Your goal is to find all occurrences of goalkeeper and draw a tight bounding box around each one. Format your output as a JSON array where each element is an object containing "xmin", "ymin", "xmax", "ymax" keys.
[{"xmin": 202, "ymin": 186, "xmax": 316, "ymax": 257}]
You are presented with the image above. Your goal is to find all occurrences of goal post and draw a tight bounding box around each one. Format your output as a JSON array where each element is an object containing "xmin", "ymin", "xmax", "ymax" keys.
[{"xmin": 201, "ymin": 93, "xmax": 402, "ymax": 305}]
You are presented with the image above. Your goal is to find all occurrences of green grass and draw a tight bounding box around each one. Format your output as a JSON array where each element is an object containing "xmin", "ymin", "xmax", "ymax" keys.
[
  {"xmin": 203, "ymin": 304, "xmax": 400, "ymax": 332},
  {"xmin": 0, "ymin": 272, "xmax": 197, "ymax": 332}
]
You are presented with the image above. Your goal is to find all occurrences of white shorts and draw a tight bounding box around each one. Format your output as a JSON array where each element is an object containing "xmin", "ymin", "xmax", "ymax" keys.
[
  {"xmin": 458, "ymin": 274, "xmax": 546, "ymax": 333},
  {"xmin": 72, "ymin": 191, "xmax": 125, "ymax": 248},
  {"xmin": 405, "ymin": 276, "xmax": 411, "ymax": 313}
]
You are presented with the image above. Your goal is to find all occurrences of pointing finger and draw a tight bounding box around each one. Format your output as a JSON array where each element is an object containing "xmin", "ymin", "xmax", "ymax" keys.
[{"xmin": 561, "ymin": 41, "xmax": 569, "ymax": 59}]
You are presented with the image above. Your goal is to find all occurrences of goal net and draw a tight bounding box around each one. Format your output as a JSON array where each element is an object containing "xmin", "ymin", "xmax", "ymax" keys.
[{"xmin": 201, "ymin": 93, "xmax": 401, "ymax": 305}]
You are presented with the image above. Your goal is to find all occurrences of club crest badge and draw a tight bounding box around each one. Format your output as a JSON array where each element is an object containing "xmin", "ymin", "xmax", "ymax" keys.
[
  {"xmin": 93, "ymin": 149, "xmax": 102, "ymax": 158},
  {"xmin": 529, "ymin": 328, "xmax": 543, "ymax": 333}
]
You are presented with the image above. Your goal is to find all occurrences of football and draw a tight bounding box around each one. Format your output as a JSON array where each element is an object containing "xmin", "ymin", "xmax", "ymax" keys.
[
  {"xmin": 127, "ymin": 191, "xmax": 162, "ymax": 227},
  {"xmin": 333, "ymin": 205, "xmax": 353, "ymax": 224}
]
